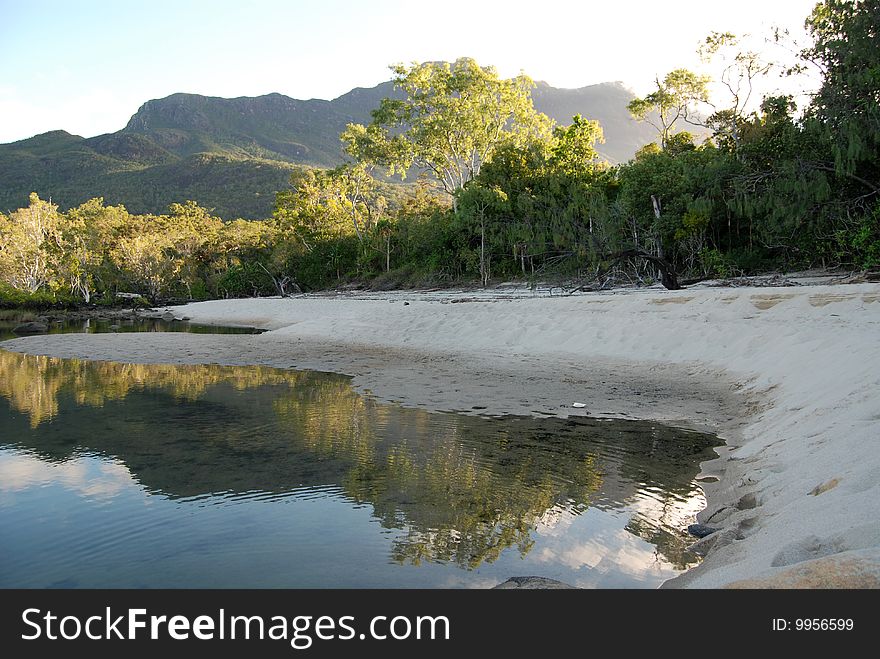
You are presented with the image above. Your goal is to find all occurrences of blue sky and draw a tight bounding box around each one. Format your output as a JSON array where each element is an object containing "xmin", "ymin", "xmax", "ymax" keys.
[{"xmin": 0, "ymin": 0, "xmax": 819, "ymax": 143}]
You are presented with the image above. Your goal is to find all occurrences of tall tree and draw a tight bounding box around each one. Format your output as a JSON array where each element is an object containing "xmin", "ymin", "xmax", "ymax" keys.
[
  {"xmin": 627, "ymin": 69, "xmax": 710, "ymax": 149},
  {"xmin": 549, "ymin": 114, "xmax": 606, "ymax": 178},
  {"xmin": 456, "ymin": 183, "xmax": 509, "ymax": 286},
  {"xmin": 166, "ymin": 201, "xmax": 224, "ymax": 298},
  {"xmin": 805, "ymin": 0, "xmax": 880, "ymax": 185},
  {"xmin": 699, "ymin": 32, "xmax": 774, "ymax": 152},
  {"xmin": 0, "ymin": 193, "xmax": 62, "ymax": 293},
  {"xmin": 342, "ymin": 58, "xmax": 553, "ymax": 207},
  {"xmin": 63, "ymin": 198, "xmax": 133, "ymax": 301}
]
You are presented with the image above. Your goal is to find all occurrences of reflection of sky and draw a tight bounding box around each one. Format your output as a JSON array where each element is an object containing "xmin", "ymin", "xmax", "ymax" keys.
[
  {"xmin": 531, "ymin": 508, "xmax": 678, "ymax": 588},
  {"xmin": 627, "ymin": 487, "xmax": 707, "ymax": 533},
  {"xmin": 0, "ymin": 451, "xmax": 135, "ymax": 500}
]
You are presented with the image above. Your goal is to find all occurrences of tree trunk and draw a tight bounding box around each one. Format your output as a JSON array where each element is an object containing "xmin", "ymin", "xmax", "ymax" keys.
[{"xmin": 480, "ymin": 220, "xmax": 488, "ymax": 286}]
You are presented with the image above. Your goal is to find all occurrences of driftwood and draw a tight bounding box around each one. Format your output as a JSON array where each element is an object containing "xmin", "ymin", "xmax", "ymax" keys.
[
  {"xmin": 256, "ymin": 263, "xmax": 302, "ymax": 297},
  {"xmin": 571, "ymin": 250, "xmax": 682, "ymax": 293}
]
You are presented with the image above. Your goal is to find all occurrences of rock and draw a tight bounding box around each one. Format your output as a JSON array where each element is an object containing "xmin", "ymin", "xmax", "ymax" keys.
[
  {"xmin": 12, "ymin": 322, "xmax": 48, "ymax": 335},
  {"xmin": 493, "ymin": 577, "xmax": 576, "ymax": 589},
  {"xmin": 725, "ymin": 548, "xmax": 880, "ymax": 588},
  {"xmin": 161, "ymin": 312, "xmax": 176, "ymax": 321},
  {"xmin": 688, "ymin": 523, "xmax": 720, "ymax": 538}
]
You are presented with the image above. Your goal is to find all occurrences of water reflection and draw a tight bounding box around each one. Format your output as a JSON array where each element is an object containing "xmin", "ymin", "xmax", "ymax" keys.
[{"xmin": 0, "ymin": 349, "xmax": 719, "ymax": 587}]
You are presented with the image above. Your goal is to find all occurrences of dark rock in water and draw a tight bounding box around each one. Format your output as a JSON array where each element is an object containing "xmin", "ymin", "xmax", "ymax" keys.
[
  {"xmin": 688, "ymin": 523, "xmax": 720, "ymax": 538},
  {"xmin": 493, "ymin": 577, "xmax": 576, "ymax": 589},
  {"xmin": 12, "ymin": 322, "xmax": 49, "ymax": 335}
]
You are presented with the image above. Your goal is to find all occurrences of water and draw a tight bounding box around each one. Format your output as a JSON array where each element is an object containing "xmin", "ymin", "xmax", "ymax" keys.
[
  {"xmin": 0, "ymin": 312, "xmax": 262, "ymax": 341},
  {"xmin": 0, "ymin": 341, "xmax": 720, "ymax": 589}
]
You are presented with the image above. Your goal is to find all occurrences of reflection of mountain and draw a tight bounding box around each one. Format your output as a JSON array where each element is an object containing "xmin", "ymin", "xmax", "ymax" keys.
[{"xmin": 0, "ymin": 350, "xmax": 718, "ymax": 570}]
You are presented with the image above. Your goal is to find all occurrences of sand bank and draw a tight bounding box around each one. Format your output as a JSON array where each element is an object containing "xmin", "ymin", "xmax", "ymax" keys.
[{"xmin": 3, "ymin": 282, "xmax": 879, "ymax": 587}]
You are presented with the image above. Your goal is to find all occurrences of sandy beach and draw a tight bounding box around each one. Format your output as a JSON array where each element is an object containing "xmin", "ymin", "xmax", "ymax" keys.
[{"xmin": 3, "ymin": 280, "xmax": 879, "ymax": 588}]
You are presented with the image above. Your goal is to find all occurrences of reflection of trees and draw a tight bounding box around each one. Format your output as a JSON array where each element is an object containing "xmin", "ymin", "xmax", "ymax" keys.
[
  {"xmin": 273, "ymin": 388, "xmax": 605, "ymax": 568},
  {"xmin": 0, "ymin": 349, "xmax": 717, "ymax": 571},
  {"xmin": 0, "ymin": 350, "xmax": 300, "ymax": 427}
]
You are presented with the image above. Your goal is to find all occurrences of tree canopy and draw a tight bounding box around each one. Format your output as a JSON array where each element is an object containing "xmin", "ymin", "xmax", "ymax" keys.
[{"xmin": 342, "ymin": 58, "xmax": 553, "ymax": 202}]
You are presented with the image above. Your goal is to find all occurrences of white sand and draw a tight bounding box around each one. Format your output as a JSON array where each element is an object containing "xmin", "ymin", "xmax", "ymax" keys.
[{"xmin": 4, "ymin": 282, "xmax": 880, "ymax": 587}]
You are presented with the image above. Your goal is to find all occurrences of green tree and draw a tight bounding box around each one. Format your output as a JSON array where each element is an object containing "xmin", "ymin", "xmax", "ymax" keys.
[
  {"xmin": 549, "ymin": 114, "xmax": 605, "ymax": 178},
  {"xmin": 342, "ymin": 58, "xmax": 553, "ymax": 206},
  {"xmin": 805, "ymin": 0, "xmax": 880, "ymax": 185},
  {"xmin": 274, "ymin": 168, "xmax": 349, "ymax": 252},
  {"xmin": 698, "ymin": 32, "xmax": 773, "ymax": 152},
  {"xmin": 166, "ymin": 201, "xmax": 224, "ymax": 298},
  {"xmin": 112, "ymin": 230, "xmax": 180, "ymax": 302},
  {"xmin": 457, "ymin": 183, "xmax": 509, "ymax": 285},
  {"xmin": 627, "ymin": 69, "xmax": 710, "ymax": 150},
  {"xmin": 63, "ymin": 198, "xmax": 133, "ymax": 300},
  {"xmin": 328, "ymin": 162, "xmax": 386, "ymax": 244},
  {"xmin": 0, "ymin": 193, "xmax": 62, "ymax": 293}
]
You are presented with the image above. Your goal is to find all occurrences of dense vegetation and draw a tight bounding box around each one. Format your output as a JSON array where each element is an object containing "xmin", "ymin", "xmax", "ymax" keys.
[
  {"xmin": 1, "ymin": 0, "xmax": 877, "ymax": 306},
  {"xmin": 0, "ymin": 83, "xmax": 655, "ymax": 219}
]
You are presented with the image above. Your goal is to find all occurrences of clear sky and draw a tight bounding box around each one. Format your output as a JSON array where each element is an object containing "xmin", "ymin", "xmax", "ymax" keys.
[{"xmin": 0, "ymin": 0, "xmax": 819, "ymax": 143}]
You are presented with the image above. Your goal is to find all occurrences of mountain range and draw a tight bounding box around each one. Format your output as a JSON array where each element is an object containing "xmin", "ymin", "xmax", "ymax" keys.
[{"xmin": 0, "ymin": 80, "xmax": 658, "ymax": 219}]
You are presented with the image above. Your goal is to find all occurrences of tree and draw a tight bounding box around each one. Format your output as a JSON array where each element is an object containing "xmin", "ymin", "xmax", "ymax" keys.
[
  {"xmin": 457, "ymin": 183, "xmax": 509, "ymax": 286},
  {"xmin": 549, "ymin": 114, "xmax": 605, "ymax": 178},
  {"xmin": 375, "ymin": 218, "xmax": 395, "ymax": 273},
  {"xmin": 0, "ymin": 193, "xmax": 62, "ymax": 293},
  {"xmin": 165, "ymin": 201, "xmax": 224, "ymax": 298},
  {"xmin": 618, "ymin": 140, "xmax": 736, "ymax": 274},
  {"xmin": 274, "ymin": 168, "xmax": 351, "ymax": 251},
  {"xmin": 327, "ymin": 162, "xmax": 387, "ymax": 245},
  {"xmin": 699, "ymin": 32, "xmax": 774, "ymax": 152},
  {"xmin": 805, "ymin": 0, "xmax": 880, "ymax": 184},
  {"xmin": 112, "ymin": 231, "xmax": 180, "ymax": 302},
  {"xmin": 627, "ymin": 69, "xmax": 710, "ymax": 149},
  {"xmin": 63, "ymin": 198, "xmax": 132, "ymax": 301},
  {"xmin": 342, "ymin": 58, "xmax": 553, "ymax": 207}
]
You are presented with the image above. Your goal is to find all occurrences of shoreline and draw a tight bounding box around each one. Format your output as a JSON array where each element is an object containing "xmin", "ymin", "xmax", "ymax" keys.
[{"xmin": 3, "ymin": 282, "xmax": 879, "ymax": 587}]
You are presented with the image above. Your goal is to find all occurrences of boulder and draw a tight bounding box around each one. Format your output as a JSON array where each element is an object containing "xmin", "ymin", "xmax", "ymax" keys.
[
  {"xmin": 12, "ymin": 321, "xmax": 48, "ymax": 335},
  {"xmin": 688, "ymin": 523, "xmax": 720, "ymax": 538},
  {"xmin": 493, "ymin": 576, "xmax": 576, "ymax": 589}
]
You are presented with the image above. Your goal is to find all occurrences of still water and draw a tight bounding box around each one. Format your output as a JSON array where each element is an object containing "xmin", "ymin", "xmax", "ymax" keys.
[
  {"xmin": 0, "ymin": 314, "xmax": 262, "ymax": 342},
  {"xmin": 0, "ymin": 325, "xmax": 719, "ymax": 588}
]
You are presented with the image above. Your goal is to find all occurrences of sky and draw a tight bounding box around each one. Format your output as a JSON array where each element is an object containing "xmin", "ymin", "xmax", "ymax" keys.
[{"xmin": 0, "ymin": 0, "xmax": 820, "ymax": 143}]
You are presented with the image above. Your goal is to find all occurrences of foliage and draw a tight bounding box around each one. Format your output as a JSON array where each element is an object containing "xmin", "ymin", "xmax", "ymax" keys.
[
  {"xmin": 342, "ymin": 58, "xmax": 553, "ymax": 201},
  {"xmin": 627, "ymin": 69, "xmax": 710, "ymax": 149},
  {"xmin": 805, "ymin": 0, "xmax": 880, "ymax": 179}
]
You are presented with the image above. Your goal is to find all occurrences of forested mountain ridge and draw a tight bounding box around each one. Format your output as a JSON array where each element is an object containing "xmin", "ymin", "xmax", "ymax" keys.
[{"xmin": 0, "ymin": 80, "xmax": 656, "ymax": 219}]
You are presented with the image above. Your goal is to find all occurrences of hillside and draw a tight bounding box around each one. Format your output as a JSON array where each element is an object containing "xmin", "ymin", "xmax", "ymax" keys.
[{"xmin": 0, "ymin": 80, "xmax": 659, "ymax": 219}]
